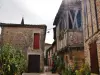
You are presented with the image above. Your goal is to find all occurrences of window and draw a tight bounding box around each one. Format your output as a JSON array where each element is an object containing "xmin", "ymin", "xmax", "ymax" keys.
[
  {"xmin": 70, "ymin": 10, "xmax": 75, "ymax": 21},
  {"xmin": 77, "ymin": 10, "xmax": 81, "ymax": 28},
  {"xmin": 69, "ymin": 14, "xmax": 73, "ymax": 29},
  {"xmin": 33, "ymin": 33, "xmax": 40, "ymax": 49}
]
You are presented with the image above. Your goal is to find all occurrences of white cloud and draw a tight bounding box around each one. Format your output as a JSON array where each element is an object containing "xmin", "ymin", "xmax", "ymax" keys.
[{"xmin": 13, "ymin": 0, "xmax": 62, "ymax": 20}]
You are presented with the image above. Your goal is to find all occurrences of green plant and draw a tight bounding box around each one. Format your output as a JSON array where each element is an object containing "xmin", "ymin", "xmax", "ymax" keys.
[
  {"xmin": 75, "ymin": 70, "xmax": 81, "ymax": 75},
  {"xmin": 80, "ymin": 63, "xmax": 90, "ymax": 75},
  {"xmin": 61, "ymin": 57, "xmax": 90, "ymax": 75},
  {"xmin": 51, "ymin": 55, "xmax": 65, "ymax": 73},
  {"xmin": 75, "ymin": 63, "xmax": 90, "ymax": 75},
  {"xmin": 51, "ymin": 54, "xmax": 57, "ymax": 73},
  {"xmin": 0, "ymin": 44, "xmax": 27, "ymax": 75},
  {"xmin": 62, "ymin": 65, "xmax": 76, "ymax": 75},
  {"xmin": 56, "ymin": 56, "xmax": 65, "ymax": 74},
  {"xmin": 73, "ymin": 57, "xmax": 79, "ymax": 70}
]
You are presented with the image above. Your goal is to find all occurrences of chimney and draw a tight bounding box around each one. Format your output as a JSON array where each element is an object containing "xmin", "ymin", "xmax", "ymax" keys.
[{"xmin": 21, "ymin": 17, "xmax": 24, "ymax": 25}]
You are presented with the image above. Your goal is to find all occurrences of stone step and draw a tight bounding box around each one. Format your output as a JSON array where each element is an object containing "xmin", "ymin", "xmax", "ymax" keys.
[
  {"xmin": 22, "ymin": 72, "xmax": 58, "ymax": 75},
  {"xmin": 22, "ymin": 73, "xmax": 40, "ymax": 75}
]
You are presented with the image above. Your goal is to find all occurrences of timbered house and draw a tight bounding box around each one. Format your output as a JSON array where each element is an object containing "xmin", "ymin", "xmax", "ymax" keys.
[
  {"xmin": 82, "ymin": 0, "xmax": 100, "ymax": 74},
  {"xmin": 0, "ymin": 21, "xmax": 47, "ymax": 73},
  {"xmin": 53, "ymin": 0, "xmax": 84, "ymax": 68}
]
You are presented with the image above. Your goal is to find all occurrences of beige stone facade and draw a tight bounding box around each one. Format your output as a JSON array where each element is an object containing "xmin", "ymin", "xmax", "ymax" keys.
[
  {"xmin": 64, "ymin": 49, "xmax": 84, "ymax": 68},
  {"xmin": 82, "ymin": 0, "xmax": 100, "ymax": 74},
  {"xmin": 47, "ymin": 41, "xmax": 56, "ymax": 70},
  {"xmin": 0, "ymin": 24, "xmax": 46, "ymax": 71},
  {"xmin": 44, "ymin": 43, "xmax": 51, "ymax": 58}
]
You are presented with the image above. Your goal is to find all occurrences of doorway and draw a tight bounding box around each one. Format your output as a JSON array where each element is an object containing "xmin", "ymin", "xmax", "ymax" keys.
[
  {"xmin": 89, "ymin": 41, "xmax": 99, "ymax": 74},
  {"xmin": 28, "ymin": 55, "xmax": 40, "ymax": 73}
]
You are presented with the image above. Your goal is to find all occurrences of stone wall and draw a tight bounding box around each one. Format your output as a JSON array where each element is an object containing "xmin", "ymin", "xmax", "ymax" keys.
[
  {"xmin": 64, "ymin": 49, "xmax": 84, "ymax": 68},
  {"xmin": 1, "ymin": 26, "xmax": 46, "ymax": 71},
  {"xmin": 82, "ymin": 0, "xmax": 100, "ymax": 73}
]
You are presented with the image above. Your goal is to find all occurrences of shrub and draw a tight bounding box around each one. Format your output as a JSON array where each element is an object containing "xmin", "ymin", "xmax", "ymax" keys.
[{"xmin": 0, "ymin": 44, "xmax": 27, "ymax": 75}]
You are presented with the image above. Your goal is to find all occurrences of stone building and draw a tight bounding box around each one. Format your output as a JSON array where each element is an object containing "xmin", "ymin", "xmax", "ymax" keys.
[
  {"xmin": 0, "ymin": 21, "xmax": 47, "ymax": 73},
  {"xmin": 82, "ymin": 0, "xmax": 100, "ymax": 74},
  {"xmin": 47, "ymin": 41, "xmax": 56, "ymax": 71},
  {"xmin": 53, "ymin": 0, "xmax": 84, "ymax": 68},
  {"xmin": 44, "ymin": 43, "xmax": 51, "ymax": 59},
  {"xmin": 44, "ymin": 43, "xmax": 51, "ymax": 65}
]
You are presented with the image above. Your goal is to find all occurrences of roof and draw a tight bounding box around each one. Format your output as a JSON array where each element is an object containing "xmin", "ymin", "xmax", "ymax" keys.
[
  {"xmin": 53, "ymin": 0, "xmax": 63, "ymax": 25},
  {"xmin": 0, "ymin": 23, "xmax": 47, "ymax": 29},
  {"xmin": 53, "ymin": 27, "xmax": 56, "ymax": 40},
  {"xmin": 0, "ymin": 23, "xmax": 47, "ymax": 40},
  {"xmin": 45, "ymin": 43, "xmax": 51, "ymax": 45},
  {"xmin": 53, "ymin": 0, "xmax": 81, "ymax": 26},
  {"xmin": 46, "ymin": 40, "xmax": 56, "ymax": 52}
]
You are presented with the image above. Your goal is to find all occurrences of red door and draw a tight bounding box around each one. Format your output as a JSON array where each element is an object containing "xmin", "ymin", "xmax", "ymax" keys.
[{"xmin": 89, "ymin": 41, "xmax": 99, "ymax": 74}]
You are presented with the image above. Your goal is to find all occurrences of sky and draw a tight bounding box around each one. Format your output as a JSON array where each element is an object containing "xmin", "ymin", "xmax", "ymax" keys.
[{"xmin": 0, "ymin": 0, "xmax": 62, "ymax": 44}]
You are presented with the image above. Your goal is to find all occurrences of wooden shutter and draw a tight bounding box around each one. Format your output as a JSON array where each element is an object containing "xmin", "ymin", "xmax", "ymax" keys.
[
  {"xmin": 34, "ymin": 33, "xmax": 40, "ymax": 49},
  {"xmin": 89, "ymin": 41, "xmax": 99, "ymax": 74}
]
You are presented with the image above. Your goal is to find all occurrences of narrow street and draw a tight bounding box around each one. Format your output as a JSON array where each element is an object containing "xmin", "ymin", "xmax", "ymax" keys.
[
  {"xmin": 22, "ymin": 72, "xmax": 59, "ymax": 75},
  {"xmin": 1, "ymin": 0, "xmax": 100, "ymax": 74}
]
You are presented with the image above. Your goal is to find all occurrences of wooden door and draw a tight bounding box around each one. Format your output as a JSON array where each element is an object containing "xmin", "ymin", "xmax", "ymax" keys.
[
  {"xmin": 28, "ymin": 55, "xmax": 40, "ymax": 73},
  {"xmin": 89, "ymin": 41, "xmax": 99, "ymax": 74}
]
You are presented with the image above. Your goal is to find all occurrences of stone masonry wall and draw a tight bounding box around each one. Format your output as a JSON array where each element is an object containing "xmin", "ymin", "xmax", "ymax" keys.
[
  {"xmin": 2, "ymin": 26, "xmax": 45, "ymax": 71},
  {"xmin": 82, "ymin": 0, "xmax": 100, "ymax": 72}
]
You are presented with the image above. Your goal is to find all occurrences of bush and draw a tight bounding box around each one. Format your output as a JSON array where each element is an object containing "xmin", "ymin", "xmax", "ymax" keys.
[{"xmin": 0, "ymin": 44, "xmax": 27, "ymax": 75}]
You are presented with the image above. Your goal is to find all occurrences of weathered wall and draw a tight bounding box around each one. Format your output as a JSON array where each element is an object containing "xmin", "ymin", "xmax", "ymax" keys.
[
  {"xmin": 82, "ymin": 0, "xmax": 100, "ymax": 73},
  {"xmin": 44, "ymin": 44, "xmax": 51, "ymax": 58},
  {"xmin": 2, "ymin": 26, "xmax": 45, "ymax": 70},
  {"xmin": 54, "ymin": 0, "xmax": 84, "ymax": 69},
  {"xmin": 64, "ymin": 49, "xmax": 84, "ymax": 68}
]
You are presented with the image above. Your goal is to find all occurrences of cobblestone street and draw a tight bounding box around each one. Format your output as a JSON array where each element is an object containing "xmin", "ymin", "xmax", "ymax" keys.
[{"xmin": 22, "ymin": 72, "xmax": 59, "ymax": 75}]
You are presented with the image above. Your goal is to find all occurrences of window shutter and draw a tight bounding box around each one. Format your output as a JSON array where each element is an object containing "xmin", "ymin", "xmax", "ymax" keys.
[{"xmin": 34, "ymin": 33, "xmax": 40, "ymax": 49}]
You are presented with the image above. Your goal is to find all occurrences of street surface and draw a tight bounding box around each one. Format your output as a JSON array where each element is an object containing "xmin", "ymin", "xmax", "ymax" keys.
[{"xmin": 22, "ymin": 72, "xmax": 59, "ymax": 75}]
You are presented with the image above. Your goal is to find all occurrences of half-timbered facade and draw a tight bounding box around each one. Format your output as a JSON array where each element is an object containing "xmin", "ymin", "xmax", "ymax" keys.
[
  {"xmin": 82, "ymin": 0, "xmax": 100, "ymax": 74},
  {"xmin": 53, "ymin": 0, "xmax": 84, "ymax": 68}
]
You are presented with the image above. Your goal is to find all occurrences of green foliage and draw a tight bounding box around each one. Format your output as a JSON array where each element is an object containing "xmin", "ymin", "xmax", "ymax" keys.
[
  {"xmin": 78, "ymin": 63, "xmax": 90, "ymax": 75},
  {"xmin": 51, "ymin": 55, "xmax": 90, "ymax": 75},
  {"xmin": 51, "ymin": 54, "xmax": 57, "ymax": 73},
  {"xmin": 73, "ymin": 57, "xmax": 79, "ymax": 70},
  {"xmin": 74, "ymin": 63, "xmax": 90, "ymax": 75},
  {"xmin": 62, "ymin": 65, "xmax": 76, "ymax": 75},
  {"xmin": 51, "ymin": 55, "xmax": 65, "ymax": 73},
  {"xmin": 0, "ymin": 44, "xmax": 27, "ymax": 75},
  {"xmin": 62, "ymin": 63, "xmax": 90, "ymax": 75}
]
